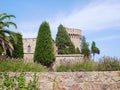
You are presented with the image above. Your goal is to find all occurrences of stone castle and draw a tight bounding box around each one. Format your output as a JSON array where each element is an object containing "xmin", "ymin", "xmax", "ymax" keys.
[{"xmin": 23, "ymin": 27, "xmax": 82, "ymax": 61}]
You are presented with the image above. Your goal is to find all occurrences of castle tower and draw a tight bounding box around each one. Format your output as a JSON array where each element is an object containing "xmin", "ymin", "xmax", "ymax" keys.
[{"xmin": 65, "ymin": 27, "xmax": 82, "ymax": 50}]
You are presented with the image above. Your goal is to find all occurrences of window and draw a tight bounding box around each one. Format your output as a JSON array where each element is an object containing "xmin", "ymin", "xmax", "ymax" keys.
[{"xmin": 27, "ymin": 45, "xmax": 31, "ymax": 53}]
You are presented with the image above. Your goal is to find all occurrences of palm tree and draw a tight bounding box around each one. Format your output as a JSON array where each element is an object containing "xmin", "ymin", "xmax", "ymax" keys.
[{"xmin": 0, "ymin": 13, "xmax": 17, "ymax": 56}]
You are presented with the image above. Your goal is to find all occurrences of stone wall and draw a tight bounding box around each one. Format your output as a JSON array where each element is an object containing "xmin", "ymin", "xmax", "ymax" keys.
[
  {"xmin": 4, "ymin": 71, "xmax": 120, "ymax": 90},
  {"xmin": 24, "ymin": 53, "xmax": 34, "ymax": 62},
  {"xmin": 23, "ymin": 54, "xmax": 84, "ymax": 68},
  {"xmin": 53, "ymin": 54, "xmax": 84, "ymax": 69}
]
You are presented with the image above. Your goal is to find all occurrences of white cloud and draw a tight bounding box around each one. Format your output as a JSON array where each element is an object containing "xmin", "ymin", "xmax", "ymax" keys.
[
  {"xmin": 17, "ymin": 0, "xmax": 120, "ymax": 39},
  {"xmin": 49, "ymin": 0, "xmax": 120, "ymax": 37}
]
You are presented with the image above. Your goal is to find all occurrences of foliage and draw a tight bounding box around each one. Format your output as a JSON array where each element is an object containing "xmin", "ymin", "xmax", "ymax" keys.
[
  {"xmin": 91, "ymin": 41, "xmax": 100, "ymax": 60},
  {"xmin": 27, "ymin": 73, "xmax": 39, "ymax": 90},
  {"xmin": 56, "ymin": 24, "xmax": 75, "ymax": 54},
  {"xmin": 69, "ymin": 43, "xmax": 76, "ymax": 54},
  {"xmin": 0, "ymin": 59, "xmax": 47, "ymax": 72},
  {"xmin": 81, "ymin": 36, "xmax": 90, "ymax": 59},
  {"xmin": 56, "ymin": 56, "xmax": 120, "ymax": 72},
  {"xmin": 12, "ymin": 33, "xmax": 24, "ymax": 58},
  {"xmin": 17, "ymin": 73, "xmax": 26, "ymax": 89},
  {"xmin": 0, "ymin": 73, "xmax": 39, "ymax": 90},
  {"xmin": 97, "ymin": 56, "xmax": 120, "ymax": 71},
  {"xmin": 0, "ymin": 13, "xmax": 17, "ymax": 56},
  {"xmin": 34, "ymin": 21, "xmax": 55, "ymax": 67},
  {"xmin": 56, "ymin": 61, "xmax": 96, "ymax": 72},
  {"xmin": 75, "ymin": 47, "xmax": 81, "ymax": 54}
]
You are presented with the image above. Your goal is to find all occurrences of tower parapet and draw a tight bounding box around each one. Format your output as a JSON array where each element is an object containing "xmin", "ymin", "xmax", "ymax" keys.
[{"xmin": 65, "ymin": 27, "xmax": 82, "ymax": 50}]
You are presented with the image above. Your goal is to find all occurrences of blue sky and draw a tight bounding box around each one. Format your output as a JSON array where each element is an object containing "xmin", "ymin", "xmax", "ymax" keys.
[{"xmin": 0, "ymin": 0, "xmax": 120, "ymax": 59}]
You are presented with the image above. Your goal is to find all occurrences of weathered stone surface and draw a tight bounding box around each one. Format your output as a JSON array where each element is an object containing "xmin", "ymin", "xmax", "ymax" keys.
[
  {"xmin": 112, "ymin": 77, "xmax": 120, "ymax": 82},
  {"xmin": 1, "ymin": 71, "xmax": 120, "ymax": 90}
]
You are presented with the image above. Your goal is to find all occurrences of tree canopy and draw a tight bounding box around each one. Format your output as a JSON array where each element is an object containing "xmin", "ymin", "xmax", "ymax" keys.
[
  {"xmin": 91, "ymin": 41, "xmax": 100, "ymax": 60},
  {"xmin": 12, "ymin": 33, "xmax": 23, "ymax": 58},
  {"xmin": 81, "ymin": 36, "xmax": 90, "ymax": 59},
  {"xmin": 56, "ymin": 24, "xmax": 75, "ymax": 54},
  {"xmin": 34, "ymin": 21, "xmax": 55, "ymax": 67},
  {"xmin": 0, "ymin": 13, "xmax": 17, "ymax": 56}
]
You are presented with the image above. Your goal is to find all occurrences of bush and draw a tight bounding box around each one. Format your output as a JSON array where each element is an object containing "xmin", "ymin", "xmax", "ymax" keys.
[
  {"xmin": 97, "ymin": 56, "xmax": 120, "ymax": 71},
  {"xmin": 0, "ymin": 73, "xmax": 39, "ymax": 90}
]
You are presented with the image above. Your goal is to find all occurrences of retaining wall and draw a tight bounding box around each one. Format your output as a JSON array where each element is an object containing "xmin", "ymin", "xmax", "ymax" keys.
[
  {"xmin": 2, "ymin": 71, "xmax": 120, "ymax": 90},
  {"xmin": 24, "ymin": 54, "xmax": 84, "ymax": 68},
  {"xmin": 53, "ymin": 54, "xmax": 84, "ymax": 70}
]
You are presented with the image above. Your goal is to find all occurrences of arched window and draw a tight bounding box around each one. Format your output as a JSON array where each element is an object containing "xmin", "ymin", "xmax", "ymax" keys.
[{"xmin": 27, "ymin": 45, "xmax": 31, "ymax": 53}]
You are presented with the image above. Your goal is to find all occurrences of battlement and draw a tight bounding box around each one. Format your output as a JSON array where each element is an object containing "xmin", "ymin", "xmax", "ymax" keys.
[{"xmin": 65, "ymin": 27, "xmax": 81, "ymax": 35}]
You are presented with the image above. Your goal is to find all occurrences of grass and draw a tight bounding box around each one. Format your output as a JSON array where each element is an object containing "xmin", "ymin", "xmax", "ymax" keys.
[
  {"xmin": 0, "ymin": 56, "xmax": 120, "ymax": 72},
  {"xmin": 56, "ymin": 61, "xmax": 97, "ymax": 72},
  {"xmin": 0, "ymin": 59, "xmax": 47, "ymax": 72},
  {"xmin": 56, "ymin": 56, "xmax": 120, "ymax": 72}
]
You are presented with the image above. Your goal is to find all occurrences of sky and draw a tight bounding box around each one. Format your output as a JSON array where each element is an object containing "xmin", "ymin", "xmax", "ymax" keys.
[{"xmin": 0, "ymin": 0, "xmax": 120, "ymax": 60}]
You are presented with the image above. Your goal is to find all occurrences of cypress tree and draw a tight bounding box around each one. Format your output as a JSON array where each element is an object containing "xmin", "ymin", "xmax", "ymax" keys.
[
  {"xmin": 13, "ymin": 33, "xmax": 24, "ymax": 58},
  {"xmin": 56, "ymin": 24, "xmax": 75, "ymax": 54},
  {"xmin": 91, "ymin": 41, "xmax": 100, "ymax": 60},
  {"xmin": 69, "ymin": 43, "xmax": 76, "ymax": 54},
  {"xmin": 34, "ymin": 21, "xmax": 55, "ymax": 67},
  {"xmin": 81, "ymin": 36, "xmax": 90, "ymax": 59}
]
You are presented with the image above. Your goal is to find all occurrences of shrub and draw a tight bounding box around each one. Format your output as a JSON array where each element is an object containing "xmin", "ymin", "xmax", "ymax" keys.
[
  {"xmin": 97, "ymin": 56, "xmax": 120, "ymax": 71},
  {"xmin": 0, "ymin": 73, "xmax": 39, "ymax": 90}
]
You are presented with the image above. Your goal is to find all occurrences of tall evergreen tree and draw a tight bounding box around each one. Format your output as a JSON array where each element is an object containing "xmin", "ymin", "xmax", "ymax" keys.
[
  {"xmin": 56, "ymin": 24, "xmax": 75, "ymax": 54},
  {"xmin": 12, "ymin": 33, "xmax": 23, "ymax": 58},
  {"xmin": 34, "ymin": 21, "xmax": 55, "ymax": 67},
  {"xmin": 69, "ymin": 43, "xmax": 76, "ymax": 54},
  {"xmin": 81, "ymin": 36, "xmax": 90, "ymax": 59},
  {"xmin": 91, "ymin": 41, "xmax": 100, "ymax": 60}
]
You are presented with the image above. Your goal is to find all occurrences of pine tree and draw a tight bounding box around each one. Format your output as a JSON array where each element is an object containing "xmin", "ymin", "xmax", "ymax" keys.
[{"xmin": 34, "ymin": 21, "xmax": 55, "ymax": 67}]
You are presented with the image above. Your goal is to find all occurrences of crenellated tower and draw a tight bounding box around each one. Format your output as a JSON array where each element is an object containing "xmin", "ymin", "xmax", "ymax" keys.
[{"xmin": 65, "ymin": 27, "xmax": 82, "ymax": 50}]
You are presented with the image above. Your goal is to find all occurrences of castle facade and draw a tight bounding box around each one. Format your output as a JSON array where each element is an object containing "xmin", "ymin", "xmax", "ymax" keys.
[{"xmin": 23, "ymin": 27, "xmax": 82, "ymax": 61}]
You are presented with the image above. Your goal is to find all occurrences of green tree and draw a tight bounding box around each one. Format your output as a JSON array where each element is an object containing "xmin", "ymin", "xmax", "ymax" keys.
[
  {"xmin": 0, "ymin": 13, "xmax": 17, "ymax": 56},
  {"xmin": 56, "ymin": 24, "xmax": 75, "ymax": 54},
  {"xmin": 75, "ymin": 47, "xmax": 81, "ymax": 54},
  {"xmin": 12, "ymin": 33, "xmax": 24, "ymax": 58},
  {"xmin": 34, "ymin": 21, "xmax": 55, "ymax": 67},
  {"xmin": 91, "ymin": 41, "xmax": 100, "ymax": 60},
  {"xmin": 69, "ymin": 43, "xmax": 75, "ymax": 54},
  {"xmin": 81, "ymin": 36, "xmax": 90, "ymax": 59}
]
